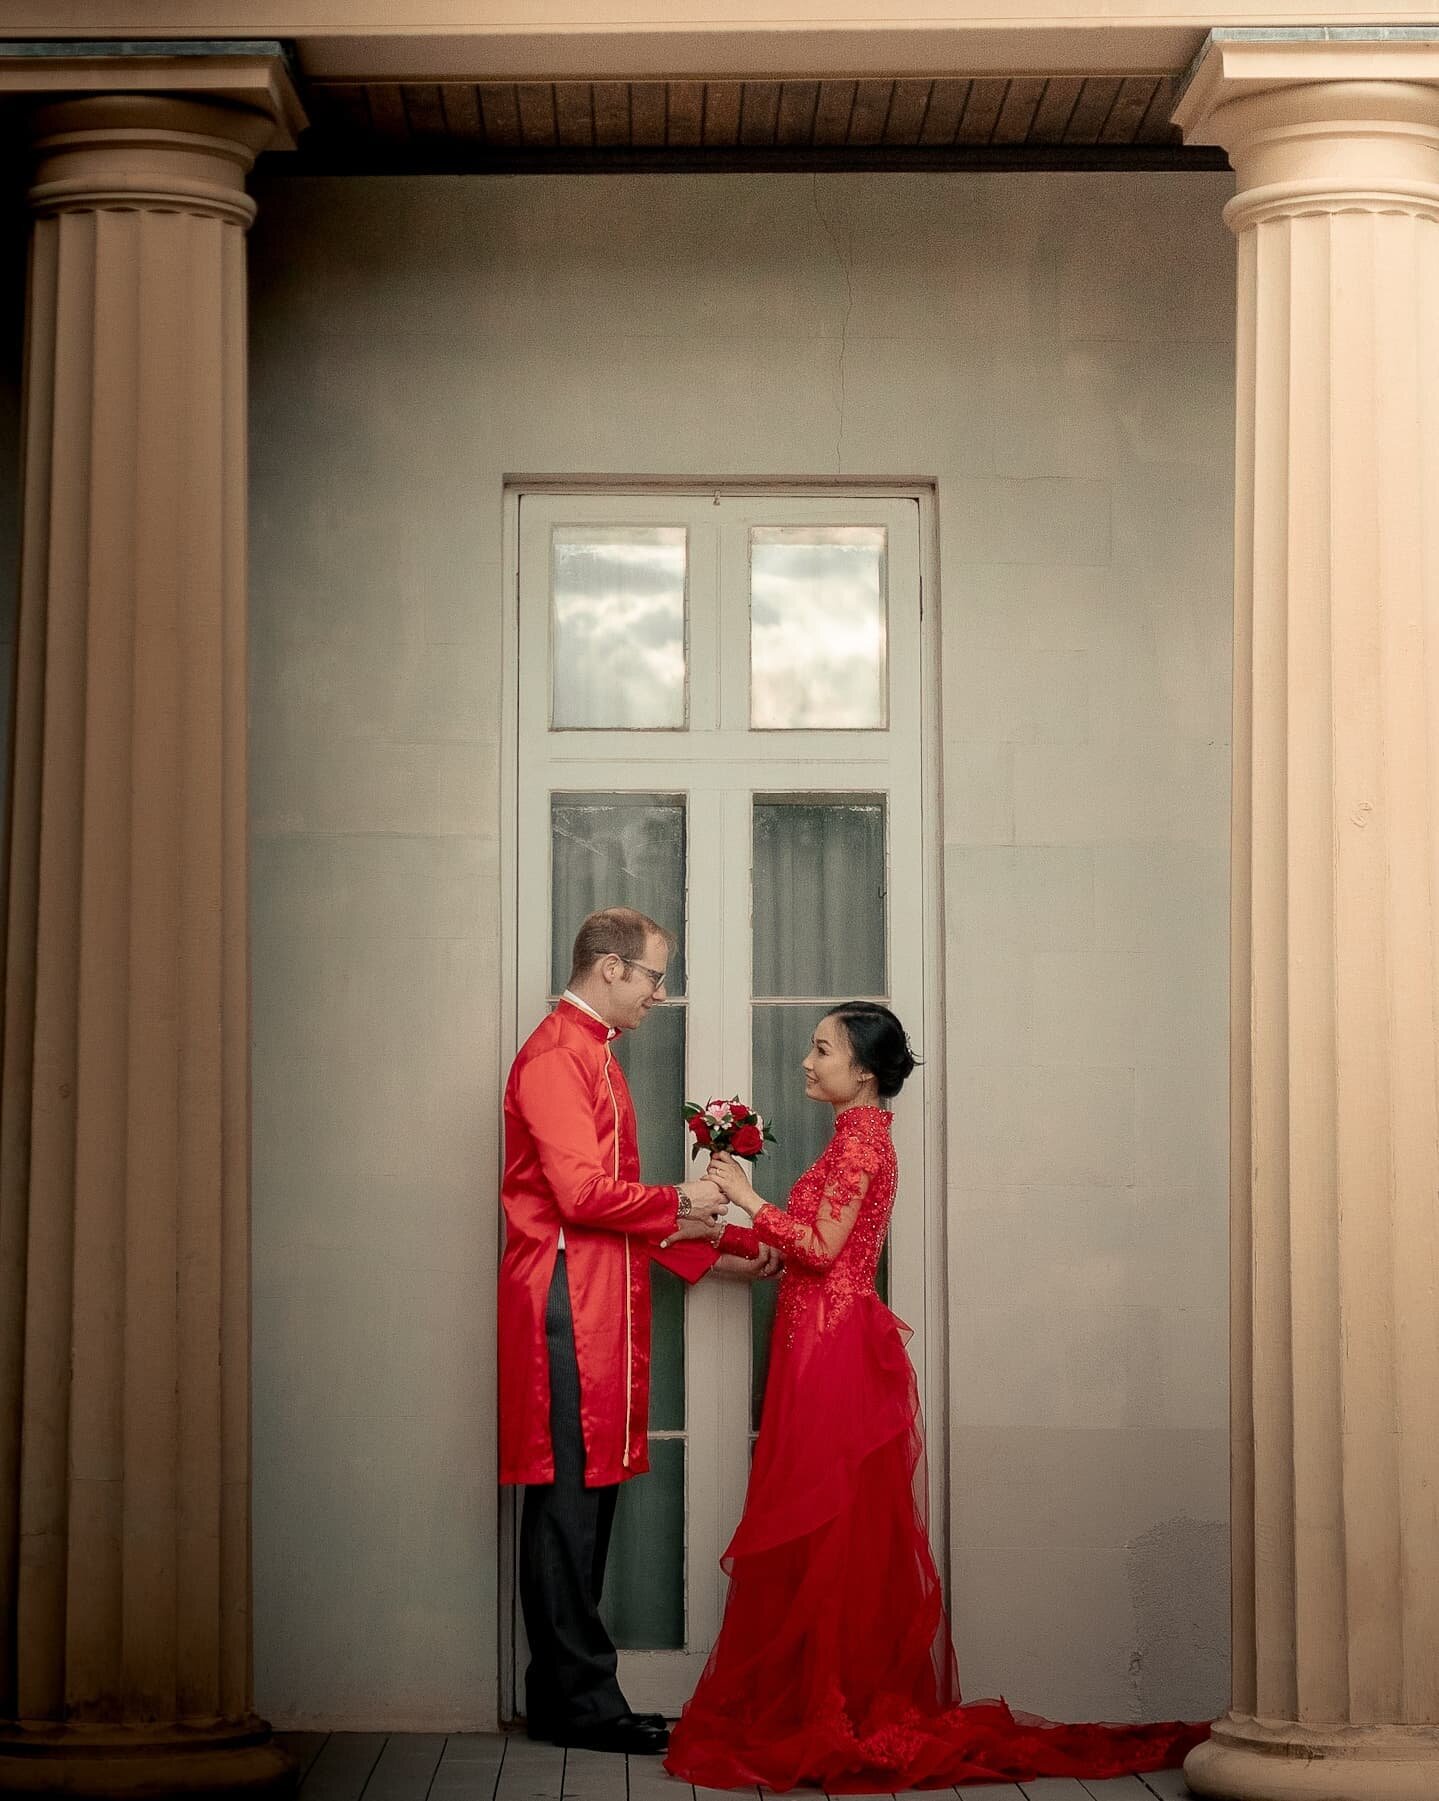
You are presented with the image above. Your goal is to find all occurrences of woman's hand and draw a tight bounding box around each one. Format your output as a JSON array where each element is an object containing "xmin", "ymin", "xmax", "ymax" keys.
[
  {"xmin": 706, "ymin": 1150, "xmax": 763, "ymax": 1218},
  {"xmin": 711, "ymin": 1245, "xmax": 783, "ymax": 1281}
]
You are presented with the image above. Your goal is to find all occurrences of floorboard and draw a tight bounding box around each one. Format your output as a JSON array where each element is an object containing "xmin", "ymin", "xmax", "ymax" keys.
[
  {"xmin": 431, "ymin": 1734, "xmax": 510, "ymax": 1800},
  {"xmin": 364, "ymin": 1732, "xmax": 448, "ymax": 1800},
  {"xmin": 276, "ymin": 1733, "xmax": 330, "ymax": 1785},
  {"xmin": 1137, "ymin": 1774, "xmax": 1192, "ymax": 1800},
  {"xmin": 497, "ymin": 1735, "xmax": 569, "ymax": 1801},
  {"xmin": 562, "ymin": 1746, "xmax": 629, "ymax": 1801},
  {"xmin": 298, "ymin": 1732, "xmax": 389, "ymax": 1801},
  {"xmin": 627, "ymin": 1750, "xmax": 690, "ymax": 1799},
  {"xmin": 282, "ymin": 1733, "xmax": 1192, "ymax": 1801}
]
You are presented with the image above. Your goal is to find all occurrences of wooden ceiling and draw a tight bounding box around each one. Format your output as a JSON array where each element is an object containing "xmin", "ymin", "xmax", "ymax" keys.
[{"xmin": 296, "ymin": 74, "xmax": 1223, "ymax": 172}]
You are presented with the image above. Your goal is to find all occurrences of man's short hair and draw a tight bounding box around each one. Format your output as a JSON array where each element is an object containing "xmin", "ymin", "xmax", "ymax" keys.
[{"xmin": 569, "ymin": 907, "xmax": 676, "ymax": 986}]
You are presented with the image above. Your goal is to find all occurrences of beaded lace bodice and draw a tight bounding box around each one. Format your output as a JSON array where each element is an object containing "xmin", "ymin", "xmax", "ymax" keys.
[{"xmin": 752, "ymin": 1106, "xmax": 897, "ymax": 1339}]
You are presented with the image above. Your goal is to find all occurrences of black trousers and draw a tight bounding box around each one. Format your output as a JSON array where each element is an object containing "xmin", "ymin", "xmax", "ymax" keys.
[{"xmin": 520, "ymin": 1254, "xmax": 627, "ymax": 1734}]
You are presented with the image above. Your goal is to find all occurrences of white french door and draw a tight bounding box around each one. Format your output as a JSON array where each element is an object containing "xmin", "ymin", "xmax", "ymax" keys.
[{"xmin": 511, "ymin": 488, "xmax": 932, "ymax": 1715}]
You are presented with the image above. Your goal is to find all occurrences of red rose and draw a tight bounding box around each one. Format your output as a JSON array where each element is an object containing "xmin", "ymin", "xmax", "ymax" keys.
[
  {"xmin": 731, "ymin": 1123, "xmax": 764, "ymax": 1157},
  {"xmin": 729, "ymin": 1102, "xmax": 750, "ymax": 1120},
  {"xmin": 687, "ymin": 1116, "xmax": 712, "ymax": 1146}
]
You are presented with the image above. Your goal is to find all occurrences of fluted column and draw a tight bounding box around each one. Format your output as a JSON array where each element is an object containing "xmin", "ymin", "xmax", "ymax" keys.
[
  {"xmin": 0, "ymin": 69, "xmax": 302, "ymax": 1799},
  {"xmin": 1174, "ymin": 32, "xmax": 1439, "ymax": 1801}
]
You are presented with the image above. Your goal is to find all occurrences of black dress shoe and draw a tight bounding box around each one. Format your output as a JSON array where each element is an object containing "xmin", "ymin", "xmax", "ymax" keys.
[
  {"xmin": 623, "ymin": 1711, "xmax": 668, "ymax": 1731},
  {"xmin": 557, "ymin": 1717, "xmax": 670, "ymax": 1755}
]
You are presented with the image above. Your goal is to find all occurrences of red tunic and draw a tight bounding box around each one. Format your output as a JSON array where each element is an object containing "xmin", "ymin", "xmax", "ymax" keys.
[{"xmin": 498, "ymin": 999, "xmax": 754, "ymax": 1487}]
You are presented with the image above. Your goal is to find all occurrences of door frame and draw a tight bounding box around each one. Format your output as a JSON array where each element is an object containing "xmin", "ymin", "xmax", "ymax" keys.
[{"xmin": 496, "ymin": 475, "xmax": 947, "ymax": 1723}]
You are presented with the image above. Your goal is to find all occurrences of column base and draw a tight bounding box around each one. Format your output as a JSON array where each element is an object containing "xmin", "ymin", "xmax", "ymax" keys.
[
  {"xmin": 0, "ymin": 1719, "xmax": 296, "ymax": 1799},
  {"xmin": 1186, "ymin": 1714, "xmax": 1439, "ymax": 1801}
]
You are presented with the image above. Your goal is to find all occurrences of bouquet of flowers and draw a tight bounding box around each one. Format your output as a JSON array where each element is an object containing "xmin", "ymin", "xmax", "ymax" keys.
[{"xmin": 684, "ymin": 1096, "xmax": 776, "ymax": 1161}]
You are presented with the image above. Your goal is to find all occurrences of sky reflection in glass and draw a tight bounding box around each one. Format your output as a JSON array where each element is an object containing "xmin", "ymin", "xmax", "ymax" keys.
[
  {"xmin": 552, "ymin": 526, "xmax": 687, "ymax": 729},
  {"xmin": 750, "ymin": 526, "xmax": 887, "ymax": 729}
]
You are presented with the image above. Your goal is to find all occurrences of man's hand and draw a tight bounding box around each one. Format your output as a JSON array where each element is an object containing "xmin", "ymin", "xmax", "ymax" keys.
[
  {"xmin": 711, "ymin": 1245, "xmax": 783, "ymax": 1281},
  {"xmin": 676, "ymin": 1178, "xmax": 726, "ymax": 1226},
  {"xmin": 660, "ymin": 1179, "xmax": 727, "ymax": 1249},
  {"xmin": 661, "ymin": 1214, "xmax": 724, "ymax": 1249}
]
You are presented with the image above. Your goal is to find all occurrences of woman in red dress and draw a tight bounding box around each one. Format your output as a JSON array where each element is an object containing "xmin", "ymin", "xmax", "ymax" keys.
[{"xmin": 664, "ymin": 1002, "xmax": 1209, "ymax": 1793}]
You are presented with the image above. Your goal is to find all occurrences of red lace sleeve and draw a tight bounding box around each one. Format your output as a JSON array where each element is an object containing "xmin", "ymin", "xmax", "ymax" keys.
[
  {"xmin": 752, "ymin": 1143, "xmax": 874, "ymax": 1272},
  {"xmin": 717, "ymin": 1223, "xmax": 761, "ymax": 1258}
]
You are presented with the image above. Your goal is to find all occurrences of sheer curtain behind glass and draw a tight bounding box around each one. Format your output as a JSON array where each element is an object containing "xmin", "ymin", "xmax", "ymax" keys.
[
  {"xmin": 750, "ymin": 798, "xmax": 888, "ymax": 1424},
  {"xmin": 752, "ymin": 800, "xmax": 886, "ymax": 999},
  {"xmin": 550, "ymin": 793, "xmax": 688, "ymax": 1650},
  {"xmin": 549, "ymin": 795, "xmax": 687, "ymax": 995}
]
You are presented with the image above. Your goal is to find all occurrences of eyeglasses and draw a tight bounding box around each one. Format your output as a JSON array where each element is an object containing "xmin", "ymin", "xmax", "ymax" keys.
[{"xmin": 620, "ymin": 957, "xmax": 668, "ymax": 992}]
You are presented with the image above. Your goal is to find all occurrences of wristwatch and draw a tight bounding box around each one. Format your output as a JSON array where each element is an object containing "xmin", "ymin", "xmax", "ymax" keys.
[{"xmin": 676, "ymin": 1191, "xmax": 693, "ymax": 1219}]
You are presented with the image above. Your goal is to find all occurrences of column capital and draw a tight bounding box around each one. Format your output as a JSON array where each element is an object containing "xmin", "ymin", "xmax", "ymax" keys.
[
  {"xmin": 0, "ymin": 40, "xmax": 306, "ymax": 149},
  {"xmin": 25, "ymin": 95, "xmax": 276, "ymax": 229},
  {"xmin": 1173, "ymin": 30, "xmax": 1439, "ymax": 229}
]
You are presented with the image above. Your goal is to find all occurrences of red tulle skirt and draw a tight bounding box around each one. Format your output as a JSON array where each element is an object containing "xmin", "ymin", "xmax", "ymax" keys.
[{"xmin": 665, "ymin": 1292, "xmax": 1210, "ymax": 1791}]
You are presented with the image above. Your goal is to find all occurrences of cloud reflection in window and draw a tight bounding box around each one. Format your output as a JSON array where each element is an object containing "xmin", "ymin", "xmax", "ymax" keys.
[
  {"xmin": 750, "ymin": 527, "xmax": 887, "ymax": 730},
  {"xmin": 552, "ymin": 527, "xmax": 687, "ymax": 729}
]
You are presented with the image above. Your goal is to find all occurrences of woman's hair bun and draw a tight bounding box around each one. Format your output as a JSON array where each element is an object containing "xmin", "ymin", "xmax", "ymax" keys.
[{"xmin": 826, "ymin": 1001, "xmax": 921, "ymax": 1099}]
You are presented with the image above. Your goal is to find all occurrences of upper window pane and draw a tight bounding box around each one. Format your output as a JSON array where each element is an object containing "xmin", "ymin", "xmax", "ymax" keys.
[
  {"xmin": 552, "ymin": 526, "xmax": 687, "ymax": 729},
  {"xmin": 749, "ymin": 526, "xmax": 887, "ymax": 730}
]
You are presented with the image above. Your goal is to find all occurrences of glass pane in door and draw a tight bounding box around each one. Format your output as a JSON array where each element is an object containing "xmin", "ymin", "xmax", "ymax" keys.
[
  {"xmin": 550, "ymin": 793, "xmax": 687, "ymax": 995},
  {"xmin": 752, "ymin": 796, "xmax": 887, "ymax": 997},
  {"xmin": 749, "ymin": 796, "xmax": 889, "ymax": 1421},
  {"xmin": 551, "ymin": 793, "xmax": 689, "ymax": 1649},
  {"xmin": 601, "ymin": 1015, "xmax": 687, "ymax": 1647},
  {"xmin": 600, "ymin": 1438, "xmax": 685, "ymax": 1649},
  {"xmin": 613, "ymin": 1007, "xmax": 687, "ymax": 1437},
  {"xmin": 750, "ymin": 526, "xmax": 887, "ymax": 729},
  {"xmin": 749, "ymin": 1004, "xmax": 836, "ymax": 1428},
  {"xmin": 552, "ymin": 526, "xmax": 687, "ymax": 729}
]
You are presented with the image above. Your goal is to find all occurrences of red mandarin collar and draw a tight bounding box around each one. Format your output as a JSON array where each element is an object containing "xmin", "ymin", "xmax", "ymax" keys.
[
  {"xmin": 834, "ymin": 1104, "xmax": 892, "ymax": 1135},
  {"xmin": 556, "ymin": 997, "xmax": 618, "ymax": 1041}
]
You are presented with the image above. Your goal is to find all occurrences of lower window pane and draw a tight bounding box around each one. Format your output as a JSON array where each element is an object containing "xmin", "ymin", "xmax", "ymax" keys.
[
  {"xmin": 749, "ymin": 1005, "xmax": 840, "ymax": 1429},
  {"xmin": 750, "ymin": 1275, "xmax": 779, "ymax": 1429},
  {"xmin": 612, "ymin": 1005, "xmax": 686, "ymax": 1185},
  {"xmin": 601, "ymin": 1437, "xmax": 685, "ymax": 1650},
  {"xmin": 612, "ymin": 1007, "xmax": 687, "ymax": 1433},
  {"xmin": 748, "ymin": 1004, "xmax": 892, "ymax": 1418},
  {"xmin": 751, "ymin": 797, "xmax": 886, "ymax": 998},
  {"xmin": 549, "ymin": 793, "xmax": 687, "ymax": 996},
  {"xmin": 649, "ymin": 1268, "xmax": 685, "ymax": 1434}
]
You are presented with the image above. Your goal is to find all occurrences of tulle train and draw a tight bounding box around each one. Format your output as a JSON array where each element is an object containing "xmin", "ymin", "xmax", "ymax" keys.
[{"xmin": 665, "ymin": 1295, "xmax": 1209, "ymax": 1791}]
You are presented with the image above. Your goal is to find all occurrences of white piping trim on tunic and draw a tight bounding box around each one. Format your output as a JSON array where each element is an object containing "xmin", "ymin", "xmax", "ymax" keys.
[{"xmin": 603, "ymin": 1043, "xmax": 633, "ymax": 1470}]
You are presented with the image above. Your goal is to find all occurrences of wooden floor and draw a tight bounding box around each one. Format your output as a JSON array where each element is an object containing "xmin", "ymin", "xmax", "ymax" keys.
[{"xmin": 279, "ymin": 1732, "xmax": 1196, "ymax": 1801}]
